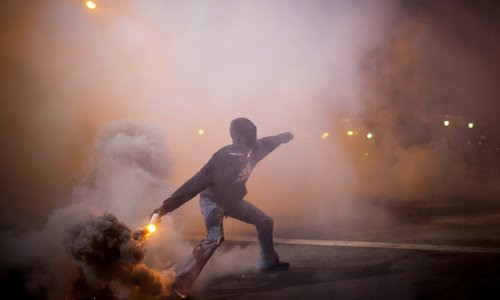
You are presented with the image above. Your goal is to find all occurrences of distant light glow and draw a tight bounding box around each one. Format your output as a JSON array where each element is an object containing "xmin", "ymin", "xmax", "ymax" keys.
[
  {"xmin": 346, "ymin": 130, "xmax": 354, "ymax": 136},
  {"xmin": 85, "ymin": 1, "xmax": 97, "ymax": 10},
  {"xmin": 468, "ymin": 122, "xmax": 474, "ymax": 128},
  {"xmin": 444, "ymin": 120, "xmax": 450, "ymax": 127},
  {"xmin": 147, "ymin": 224, "xmax": 157, "ymax": 233},
  {"xmin": 366, "ymin": 132, "xmax": 374, "ymax": 139},
  {"xmin": 321, "ymin": 132, "xmax": 330, "ymax": 139},
  {"xmin": 198, "ymin": 129, "xmax": 205, "ymax": 135}
]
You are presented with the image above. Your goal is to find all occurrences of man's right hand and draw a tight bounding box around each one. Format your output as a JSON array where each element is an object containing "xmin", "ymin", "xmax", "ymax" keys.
[{"xmin": 150, "ymin": 206, "xmax": 168, "ymax": 220}]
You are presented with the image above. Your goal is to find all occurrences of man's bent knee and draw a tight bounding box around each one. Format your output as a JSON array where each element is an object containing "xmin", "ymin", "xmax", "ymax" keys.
[{"xmin": 206, "ymin": 226, "xmax": 224, "ymax": 246}]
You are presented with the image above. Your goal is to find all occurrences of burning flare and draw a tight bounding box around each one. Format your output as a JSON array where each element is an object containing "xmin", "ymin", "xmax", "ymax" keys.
[
  {"xmin": 133, "ymin": 213, "xmax": 160, "ymax": 242},
  {"xmin": 147, "ymin": 223, "xmax": 157, "ymax": 234}
]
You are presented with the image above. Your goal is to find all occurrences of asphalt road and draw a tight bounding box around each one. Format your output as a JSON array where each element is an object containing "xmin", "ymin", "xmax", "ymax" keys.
[{"xmin": 189, "ymin": 240, "xmax": 500, "ymax": 300}]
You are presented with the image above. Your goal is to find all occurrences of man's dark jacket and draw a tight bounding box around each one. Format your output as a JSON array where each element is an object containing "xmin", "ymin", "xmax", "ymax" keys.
[{"xmin": 161, "ymin": 133, "xmax": 290, "ymax": 213}]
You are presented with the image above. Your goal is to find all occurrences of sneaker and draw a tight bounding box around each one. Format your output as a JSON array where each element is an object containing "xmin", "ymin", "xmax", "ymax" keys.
[
  {"xmin": 258, "ymin": 251, "xmax": 290, "ymax": 271},
  {"xmin": 259, "ymin": 261, "xmax": 290, "ymax": 271}
]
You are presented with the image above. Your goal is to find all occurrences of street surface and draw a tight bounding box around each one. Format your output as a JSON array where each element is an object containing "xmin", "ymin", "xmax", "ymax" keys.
[
  {"xmin": 190, "ymin": 240, "xmax": 500, "ymax": 300},
  {"xmin": 177, "ymin": 200, "xmax": 500, "ymax": 299}
]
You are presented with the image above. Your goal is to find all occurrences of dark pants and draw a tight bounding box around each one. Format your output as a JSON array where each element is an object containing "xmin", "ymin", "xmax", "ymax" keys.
[{"xmin": 174, "ymin": 197, "xmax": 277, "ymax": 290}]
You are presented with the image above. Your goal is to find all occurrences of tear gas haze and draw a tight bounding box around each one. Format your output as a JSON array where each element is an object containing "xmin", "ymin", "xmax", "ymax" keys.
[
  {"xmin": 1, "ymin": 0, "xmax": 500, "ymax": 298},
  {"xmin": 1, "ymin": 121, "xmax": 179, "ymax": 298}
]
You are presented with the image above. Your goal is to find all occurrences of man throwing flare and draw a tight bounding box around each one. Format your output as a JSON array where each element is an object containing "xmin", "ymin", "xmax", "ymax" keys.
[{"xmin": 150, "ymin": 117, "xmax": 293, "ymax": 298}]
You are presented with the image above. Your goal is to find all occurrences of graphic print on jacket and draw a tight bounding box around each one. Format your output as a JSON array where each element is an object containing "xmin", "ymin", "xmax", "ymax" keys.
[
  {"xmin": 231, "ymin": 149, "xmax": 253, "ymax": 183},
  {"xmin": 236, "ymin": 162, "xmax": 252, "ymax": 183}
]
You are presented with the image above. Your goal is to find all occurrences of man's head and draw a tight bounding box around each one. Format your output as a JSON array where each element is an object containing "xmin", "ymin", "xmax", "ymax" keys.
[{"xmin": 230, "ymin": 117, "xmax": 257, "ymax": 147}]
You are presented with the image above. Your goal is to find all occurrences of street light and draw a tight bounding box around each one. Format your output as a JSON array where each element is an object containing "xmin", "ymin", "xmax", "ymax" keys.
[
  {"xmin": 321, "ymin": 132, "xmax": 330, "ymax": 139},
  {"xmin": 443, "ymin": 120, "xmax": 450, "ymax": 127},
  {"xmin": 468, "ymin": 122, "xmax": 474, "ymax": 129},
  {"xmin": 85, "ymin": 1, "xmax": 97, "ymax": 10},
  {"xmin": 366, "ymin": 132, "xmax": 374, "ymax": 139},
  {"xmin": 346, "ymin": 130, "xmax": 354, "ymax": 136}
]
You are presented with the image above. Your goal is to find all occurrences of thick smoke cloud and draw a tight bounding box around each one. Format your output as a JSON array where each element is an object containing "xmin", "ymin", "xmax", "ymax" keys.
[
  {"xmin": 353, "ymin": 0, "xmax": 500, "ymax": 216},
  {"xmin": 64, "ymin": 213, "xmax": 174, "ymax": 299},
  {"xmin": 0, "ymin": 0, "xmax": 400, "ymax": 236},
  {"xmin": 0, "ymin": 121, "xmax": 179, "ymax": 298},
  {"xmin": 1, "ymin": 0, "xmax": 500, "ymax": 297}
]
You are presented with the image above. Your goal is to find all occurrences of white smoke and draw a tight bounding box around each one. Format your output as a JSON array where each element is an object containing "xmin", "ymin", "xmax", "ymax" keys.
[
  {"xmin": 1, "ymin": 0, "xmax": 400, "ymax": 230},
  {"xmin": 0, "ymin": 121, "xmax": 181, "ymax": 298},
  {"xmin": 6, "ymin": 1, "xmax": 500, "ymax": 297},
  {"xmin": 0, "ymin": 3, "xmax": 404, "ymax": 296}
]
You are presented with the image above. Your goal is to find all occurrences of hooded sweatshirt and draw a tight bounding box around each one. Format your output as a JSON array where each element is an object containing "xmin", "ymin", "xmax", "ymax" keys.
[{"xmin": 161, "ymin": 120, "xmax": 290, "ymax": 212}]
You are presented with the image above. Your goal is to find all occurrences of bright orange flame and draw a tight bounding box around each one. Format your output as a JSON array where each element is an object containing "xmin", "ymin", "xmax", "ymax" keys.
[
  {"xmin": 147, "ymin": 224, "xmax": 157, "ymax": 233},
  {"xmin": 85, "ymin": 1, "xmax": 97, "ymax": 10}
]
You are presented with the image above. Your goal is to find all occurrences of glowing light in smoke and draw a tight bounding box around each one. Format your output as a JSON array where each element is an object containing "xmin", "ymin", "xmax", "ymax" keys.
[
  {"xmin": 346, "ymin": 130, "xmax": 354, "ymax": 136},
  {"xmin": 321, "ymin": 132, "xmax": 330, "ymax": 139},
  {"xmin": 444, "ymin": 120, "xmax": 450, "ymax": 127},
  {"xmin": 468, "ymin": 122, "xmax": 474, "ymax": 128},
  {"xmin": 147, "ymin": 224, "xmax": 157, "ymax": 233},
  {"xmin": 198, "ymin": 129, "xmax": 205, "ymax": 135},
  {"xmin": 366, "ymin": 132, "xmax": 374, "ymax": 139},
  {"xmin": 85, "ymin": 1, "xmax": 97, "ymax": 10}
]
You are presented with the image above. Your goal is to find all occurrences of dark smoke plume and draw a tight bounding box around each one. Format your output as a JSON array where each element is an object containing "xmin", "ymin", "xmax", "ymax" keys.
[{"xmin": 64, "ymin": 213, "xmax": 174, "ymax": 300}]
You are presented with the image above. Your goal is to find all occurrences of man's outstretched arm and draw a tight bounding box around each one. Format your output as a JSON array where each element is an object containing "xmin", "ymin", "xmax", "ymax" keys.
[
  {"xmin": 253, "ymin": 132, "xmax": 294, "ymax": 162},
  {"xmin": 152, "ymin": 158, "xmax": 214, "ymax": 217}
]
